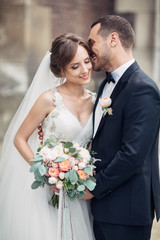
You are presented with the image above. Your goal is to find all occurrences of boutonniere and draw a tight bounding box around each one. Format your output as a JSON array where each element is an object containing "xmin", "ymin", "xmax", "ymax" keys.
[{"xmin": 99, "ymin": 97, "xmax": 113, "ymax": 117}]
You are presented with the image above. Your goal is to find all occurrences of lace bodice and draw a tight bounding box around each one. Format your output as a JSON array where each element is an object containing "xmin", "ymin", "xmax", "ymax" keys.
[{"xmin": 42, "ymin": 89, "xmax": 96, "ymax": 146}]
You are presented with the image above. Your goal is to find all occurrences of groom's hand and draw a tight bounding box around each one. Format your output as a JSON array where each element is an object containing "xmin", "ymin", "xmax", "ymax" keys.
[{"xmin": 83, "ymin": 187, "xmax": 94, "ymax": 200}]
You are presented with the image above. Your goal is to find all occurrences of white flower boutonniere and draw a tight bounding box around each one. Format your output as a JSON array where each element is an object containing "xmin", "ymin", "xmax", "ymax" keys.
[{"xmin": 99, "ymin": 97, "xmax": 113, "ymax": 117}]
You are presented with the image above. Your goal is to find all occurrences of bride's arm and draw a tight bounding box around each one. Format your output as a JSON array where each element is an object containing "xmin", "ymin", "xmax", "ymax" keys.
[{"xmin": 14, "ymin": 91, "xmax": 54, "ymax": 166}]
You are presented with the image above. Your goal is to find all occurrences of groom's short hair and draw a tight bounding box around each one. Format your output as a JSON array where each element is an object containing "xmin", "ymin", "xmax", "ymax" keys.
[{"xmin": 91, "ymin": 15, "xmax": 135, "ymax": 49}]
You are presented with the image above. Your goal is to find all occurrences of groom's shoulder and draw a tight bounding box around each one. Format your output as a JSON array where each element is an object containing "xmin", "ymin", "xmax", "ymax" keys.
[{"xmin": 128, "ymin": 67, "xmax": 160, "ymax": 95}]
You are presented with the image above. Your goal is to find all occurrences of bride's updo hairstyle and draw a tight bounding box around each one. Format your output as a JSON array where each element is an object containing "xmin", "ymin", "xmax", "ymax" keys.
[{"xmin": 50, "ymin": 33, "xmax": 91, "ymax": 78}]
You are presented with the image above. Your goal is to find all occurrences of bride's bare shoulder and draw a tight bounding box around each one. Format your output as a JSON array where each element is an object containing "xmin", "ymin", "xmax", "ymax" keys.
[{"xmin": 36, "ymin": 90, "xmax": 55, "ymax": 108}]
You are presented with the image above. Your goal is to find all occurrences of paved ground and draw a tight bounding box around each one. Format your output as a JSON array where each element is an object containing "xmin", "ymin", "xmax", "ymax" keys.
[{"xmin": 151, "ymin": 220, "xmax": 160, "ymax": 240}]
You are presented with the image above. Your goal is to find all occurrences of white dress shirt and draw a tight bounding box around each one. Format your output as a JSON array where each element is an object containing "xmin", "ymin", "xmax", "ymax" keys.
[{"xmin": 93, "ymin": 59, "xmax": 135, "ymax": 137}]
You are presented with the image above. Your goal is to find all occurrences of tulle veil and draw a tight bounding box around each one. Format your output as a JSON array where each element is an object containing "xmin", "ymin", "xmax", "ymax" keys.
[{"xmin": 0, "ymin": 51, "xmax": 60, "ymax": 182}]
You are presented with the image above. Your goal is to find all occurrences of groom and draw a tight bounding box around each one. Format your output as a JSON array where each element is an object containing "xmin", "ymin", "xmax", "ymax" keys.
[{"xmin": 83, "ymin": 15, "xmax": 160, "ymax": 240}]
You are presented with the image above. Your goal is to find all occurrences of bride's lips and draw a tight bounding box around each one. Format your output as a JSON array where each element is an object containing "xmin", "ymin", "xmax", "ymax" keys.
[{"xmin": 80, "ymin": 73, "xmax": 89, "ymax": 79}]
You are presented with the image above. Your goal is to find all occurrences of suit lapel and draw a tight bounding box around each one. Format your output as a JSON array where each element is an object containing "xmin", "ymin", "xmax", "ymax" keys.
[
  {"xmin": 92, "ymin": 78, "xmax": 108, "ymax": 135},
  {"xmin": 93, "ymin": 62, "xmax": 140, "ymax": 139}
]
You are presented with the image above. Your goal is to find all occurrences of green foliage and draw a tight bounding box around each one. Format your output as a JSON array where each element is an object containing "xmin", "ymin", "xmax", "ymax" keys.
[
  {"xmin": 77, "ymin": 185, "xmax": 85, "ymax": 192},
  {"xmin": 30, "ymin": 154, "xmax": 43, "ymax": 162},
  {"xmin": 54, "ymin": 157, "xmax": 65, "ymax": 163},
  {"xmin": 78, "ymin": 191, "xmax": 86, "ymax": 199},
  {"xmin": 89, "ymin": 176, "xmax": 96, "ymax": 182},
  {"xmin": 31, "ymin": 181, "xmax": 41, "ymax": 189},
  {"xmin": 64, "ymin": 142, "xmax": 73, "ymax": 148},
  {"xmin": 84, "ymin": 179, "xmax": 96, "ymax": 191},
  {"xmin": 69, "ymin": 147, "xmax": 76, "ymax": 153}
]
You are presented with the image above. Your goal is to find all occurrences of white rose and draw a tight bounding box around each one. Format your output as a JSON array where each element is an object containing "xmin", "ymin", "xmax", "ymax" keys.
[
  {"xmin": 75, "ymin": 159, "xmax": 79, "ymax": 165},
  {"xmin": 72, "ymin": 165, "xmax": 78, "ymax": 171},
  {"xmin": 50, "ymin": 150, "xmax": 58, "ymax": 160},
  {"xmin": 60, "ymin": 153, "xmax": 69, "ymax": 160},
  {"xmin": 52, "ymin": 162, "xmax": 58, "ymax": 168},
  {"xmin": 52, "ymin": 145, "xmax": 63, "ymax": 156},
  {"xmin": 78, "ymin": 162, "xmax": 86, "ymax": 169},
  {"xmin": 48, "ymin": 177, "xmax": 58, "ymax": 184},
  {"xmin": 99, "ymin": 97, "xmax": 112, "ymax": 108},
  {"xmin": 69, "ymin": 157, "xmax": 76, "ymax": 167},
  {"xmin": 79, "ymin": 147, "xmax": 91, "ymax": 161},
  {"xmin": 73, "ymin": 143, "xmax": 80, "ymax": 150},
  {"xmin": 43, "ymin": 153, "xmax": 53, "ymax": 163},
  {"xmin": 59, "ymin": 172, "xmax": 65, "ymax": 180},
  {"xmin": 82, "ymin": 159, "xmax": 88, "ymax": 165},
  {"xmin": 56, "ymin": 180, "xmax": 63, "ymax": 189},
  {"xmin": 64, "ymin": 148, "xmax": 69, "ymax": 154}
]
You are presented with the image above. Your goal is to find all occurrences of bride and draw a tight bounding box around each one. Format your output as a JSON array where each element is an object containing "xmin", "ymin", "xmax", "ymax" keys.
[{"xmin": 0, "ymin": 33, "xmax": 96, "ymax": 240}]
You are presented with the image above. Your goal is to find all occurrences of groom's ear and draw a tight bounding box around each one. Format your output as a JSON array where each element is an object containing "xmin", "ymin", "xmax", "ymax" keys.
[{"xmin": 107, "ymin": 32, "xmax": 119, "ymax": 47}]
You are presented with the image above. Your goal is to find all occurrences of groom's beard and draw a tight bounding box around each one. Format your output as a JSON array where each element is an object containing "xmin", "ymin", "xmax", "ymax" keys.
[{"xmin": 93, "ymin": 53, "xmax": 110, "ymax": 72}]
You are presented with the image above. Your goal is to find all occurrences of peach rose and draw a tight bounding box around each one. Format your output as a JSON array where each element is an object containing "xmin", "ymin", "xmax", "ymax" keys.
[
  {"xmin": 77, "ymin": 170, "xmax": 88, "ymax": 180},
  {"xmin": 99, "ymin": 97, "xmax": 112, "ymax": 108},
  {"xmin": 59, "ymin": 160, "xmax": 70, "ymax": 172},
  {"xmin": 49, "ymin": 167, "xmax": 60, "ymax": 177}
]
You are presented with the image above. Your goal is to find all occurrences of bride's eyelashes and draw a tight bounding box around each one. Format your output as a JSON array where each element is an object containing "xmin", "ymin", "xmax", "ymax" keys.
[{"xmin": 71, "ymin": 59, "xmax": 91, "ymax": 70}]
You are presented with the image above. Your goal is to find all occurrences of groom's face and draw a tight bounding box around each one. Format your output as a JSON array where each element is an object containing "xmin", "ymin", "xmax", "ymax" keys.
[{"xmin": 88, "ymin": 23, "xmax": 111, "ymax": 72}]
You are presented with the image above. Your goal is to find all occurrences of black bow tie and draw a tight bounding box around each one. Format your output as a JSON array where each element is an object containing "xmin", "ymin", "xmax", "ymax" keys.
[{"xmin": 105, "ymin": 72, "xmax": 115, "ymax": 84}]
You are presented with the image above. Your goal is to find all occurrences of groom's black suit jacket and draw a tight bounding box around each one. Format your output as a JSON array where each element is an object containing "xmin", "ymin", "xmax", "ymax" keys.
[{"xmin": 91, "ymin": 62, "xmax": 160, "ymax": 226}]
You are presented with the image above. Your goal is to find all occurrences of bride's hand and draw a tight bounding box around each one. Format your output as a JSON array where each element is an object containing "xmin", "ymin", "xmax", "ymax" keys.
[
  {"xmin": 83, "ymin": 187, "xmax": 94, "ymax": 200},
  {"xmin": 50, "ymin": 185, "xmax": 60, "ymax": 194}
]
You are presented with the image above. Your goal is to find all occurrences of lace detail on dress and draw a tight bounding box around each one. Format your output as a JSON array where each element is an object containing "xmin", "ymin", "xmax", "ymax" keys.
[
  {"xmin": 41, "ymin": 88, "xmax": 94, "ymax": 145},
  {"xmin": 87, "ymin": 90, "xmax": 96, "ymax": 104}
]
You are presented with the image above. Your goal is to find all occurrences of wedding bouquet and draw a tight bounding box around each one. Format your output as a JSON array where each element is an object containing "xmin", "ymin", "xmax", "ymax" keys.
[{"xmin": 30, "ymin": 135, "xmax": 96, "ymax": 207}]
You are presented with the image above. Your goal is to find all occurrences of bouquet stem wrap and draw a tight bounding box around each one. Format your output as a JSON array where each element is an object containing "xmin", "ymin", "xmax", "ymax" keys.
[{"xmin": 57, "ymin": 189, "xmax": 73, "ymax": 240}]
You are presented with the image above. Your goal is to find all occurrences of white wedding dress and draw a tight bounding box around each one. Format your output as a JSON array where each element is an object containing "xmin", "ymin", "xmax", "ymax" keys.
[{"xmin": 0, "ymin": 88, "xmax": 96, "ymax": 240}]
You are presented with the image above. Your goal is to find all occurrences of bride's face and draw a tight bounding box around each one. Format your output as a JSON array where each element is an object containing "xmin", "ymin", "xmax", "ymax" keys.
[{"xmin": 64, "ymin": 45, "xmax": 92, "ymax": 85}]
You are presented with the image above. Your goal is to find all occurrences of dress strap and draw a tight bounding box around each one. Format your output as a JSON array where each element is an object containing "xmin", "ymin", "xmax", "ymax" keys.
[
  {"xmin": 52, "ymin": 88, "xmax": 64, "ymax": 108},
  {"xmin": 87, "ymin": 90, "xmax": 97, "ymax": 104}
]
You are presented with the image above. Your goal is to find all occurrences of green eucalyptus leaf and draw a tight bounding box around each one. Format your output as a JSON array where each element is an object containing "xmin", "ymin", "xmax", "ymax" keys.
[
  {"xmin": 76, "ymin": 157, "xmax": 82, "ymax": 160},
  {"xmin": 50, "ymin": 135, "xmax": 57, "ymax": 141},
  {"xmin": 83, "ymin": 166, "xmax": 92, "ymax": 174},
  {"xmin": 69, "ymin": 148, "xmax": 76, "ymax": 153},
  {"xmin": 64, "ymin": 142, "xmax": 73, "ymax": 148},
  {"xmin": 54, "ymin": 157, "xmax": 65, "ymax": 163},
  {"xmin": 34, "ymin": 169, "xmax": 45, "ymax": 181},
  {"xmin": 31, "ymin": 154, "xmax": 43, "ymax": 162},
  {"xmin": 67, "ymin": 192, "xmax": 77, "ymax": 201},
  {"xmin": 89, "ymin": 176, "xmax": 96, "ymax": 182},
  {"xmin": 30, "ymin": 162, "xmax": 41, "ymax": 173},
  {"xmin": 69, "ymin": 170, "xmax": 78, "ymax": 185},
  {"xmin": 37, "ymin": 147, "xmax": 42, "ymax": 152},
  {"xmin": 78, "ymin": 179, "xmax": 84, "ymax": 185},
  {"xmin": 31, "ymin": 181, "xmax": 41, "ymax": 189},
  {"xmin": 37, "ymin": 164, "xmax": 46, "ymax": 176},
  {"xmin": 78, "ymin": 191, "xmax": 86, "ymax": 199},
  {"xmin": 77, "ymin": 185, "xmax": 85, "ymax": 192},
  {"xmin": 84, "ymin": 179, "xmax": 96, "ymax": 191},
  {"xmin": 71, "ymin": 150, "xmax": 80, "ymax": 155},
  {"xmin": 65, "ymin": 172, "xmax": 70, "ymax": 179},
  {"xmin": 49, "ymin": 142, "xmax": 57, "ymax": 147}
]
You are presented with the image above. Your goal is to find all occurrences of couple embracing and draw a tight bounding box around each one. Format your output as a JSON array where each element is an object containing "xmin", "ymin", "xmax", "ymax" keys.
[{"xmin": 0, "ymin": 15, "xmax": 160, "ymax": 240}]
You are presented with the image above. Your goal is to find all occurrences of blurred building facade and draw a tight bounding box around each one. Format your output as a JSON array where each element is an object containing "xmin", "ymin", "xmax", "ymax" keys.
[{"xmin": 0, "ymin": 1, "xmax": 160, "ymax": 238}]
